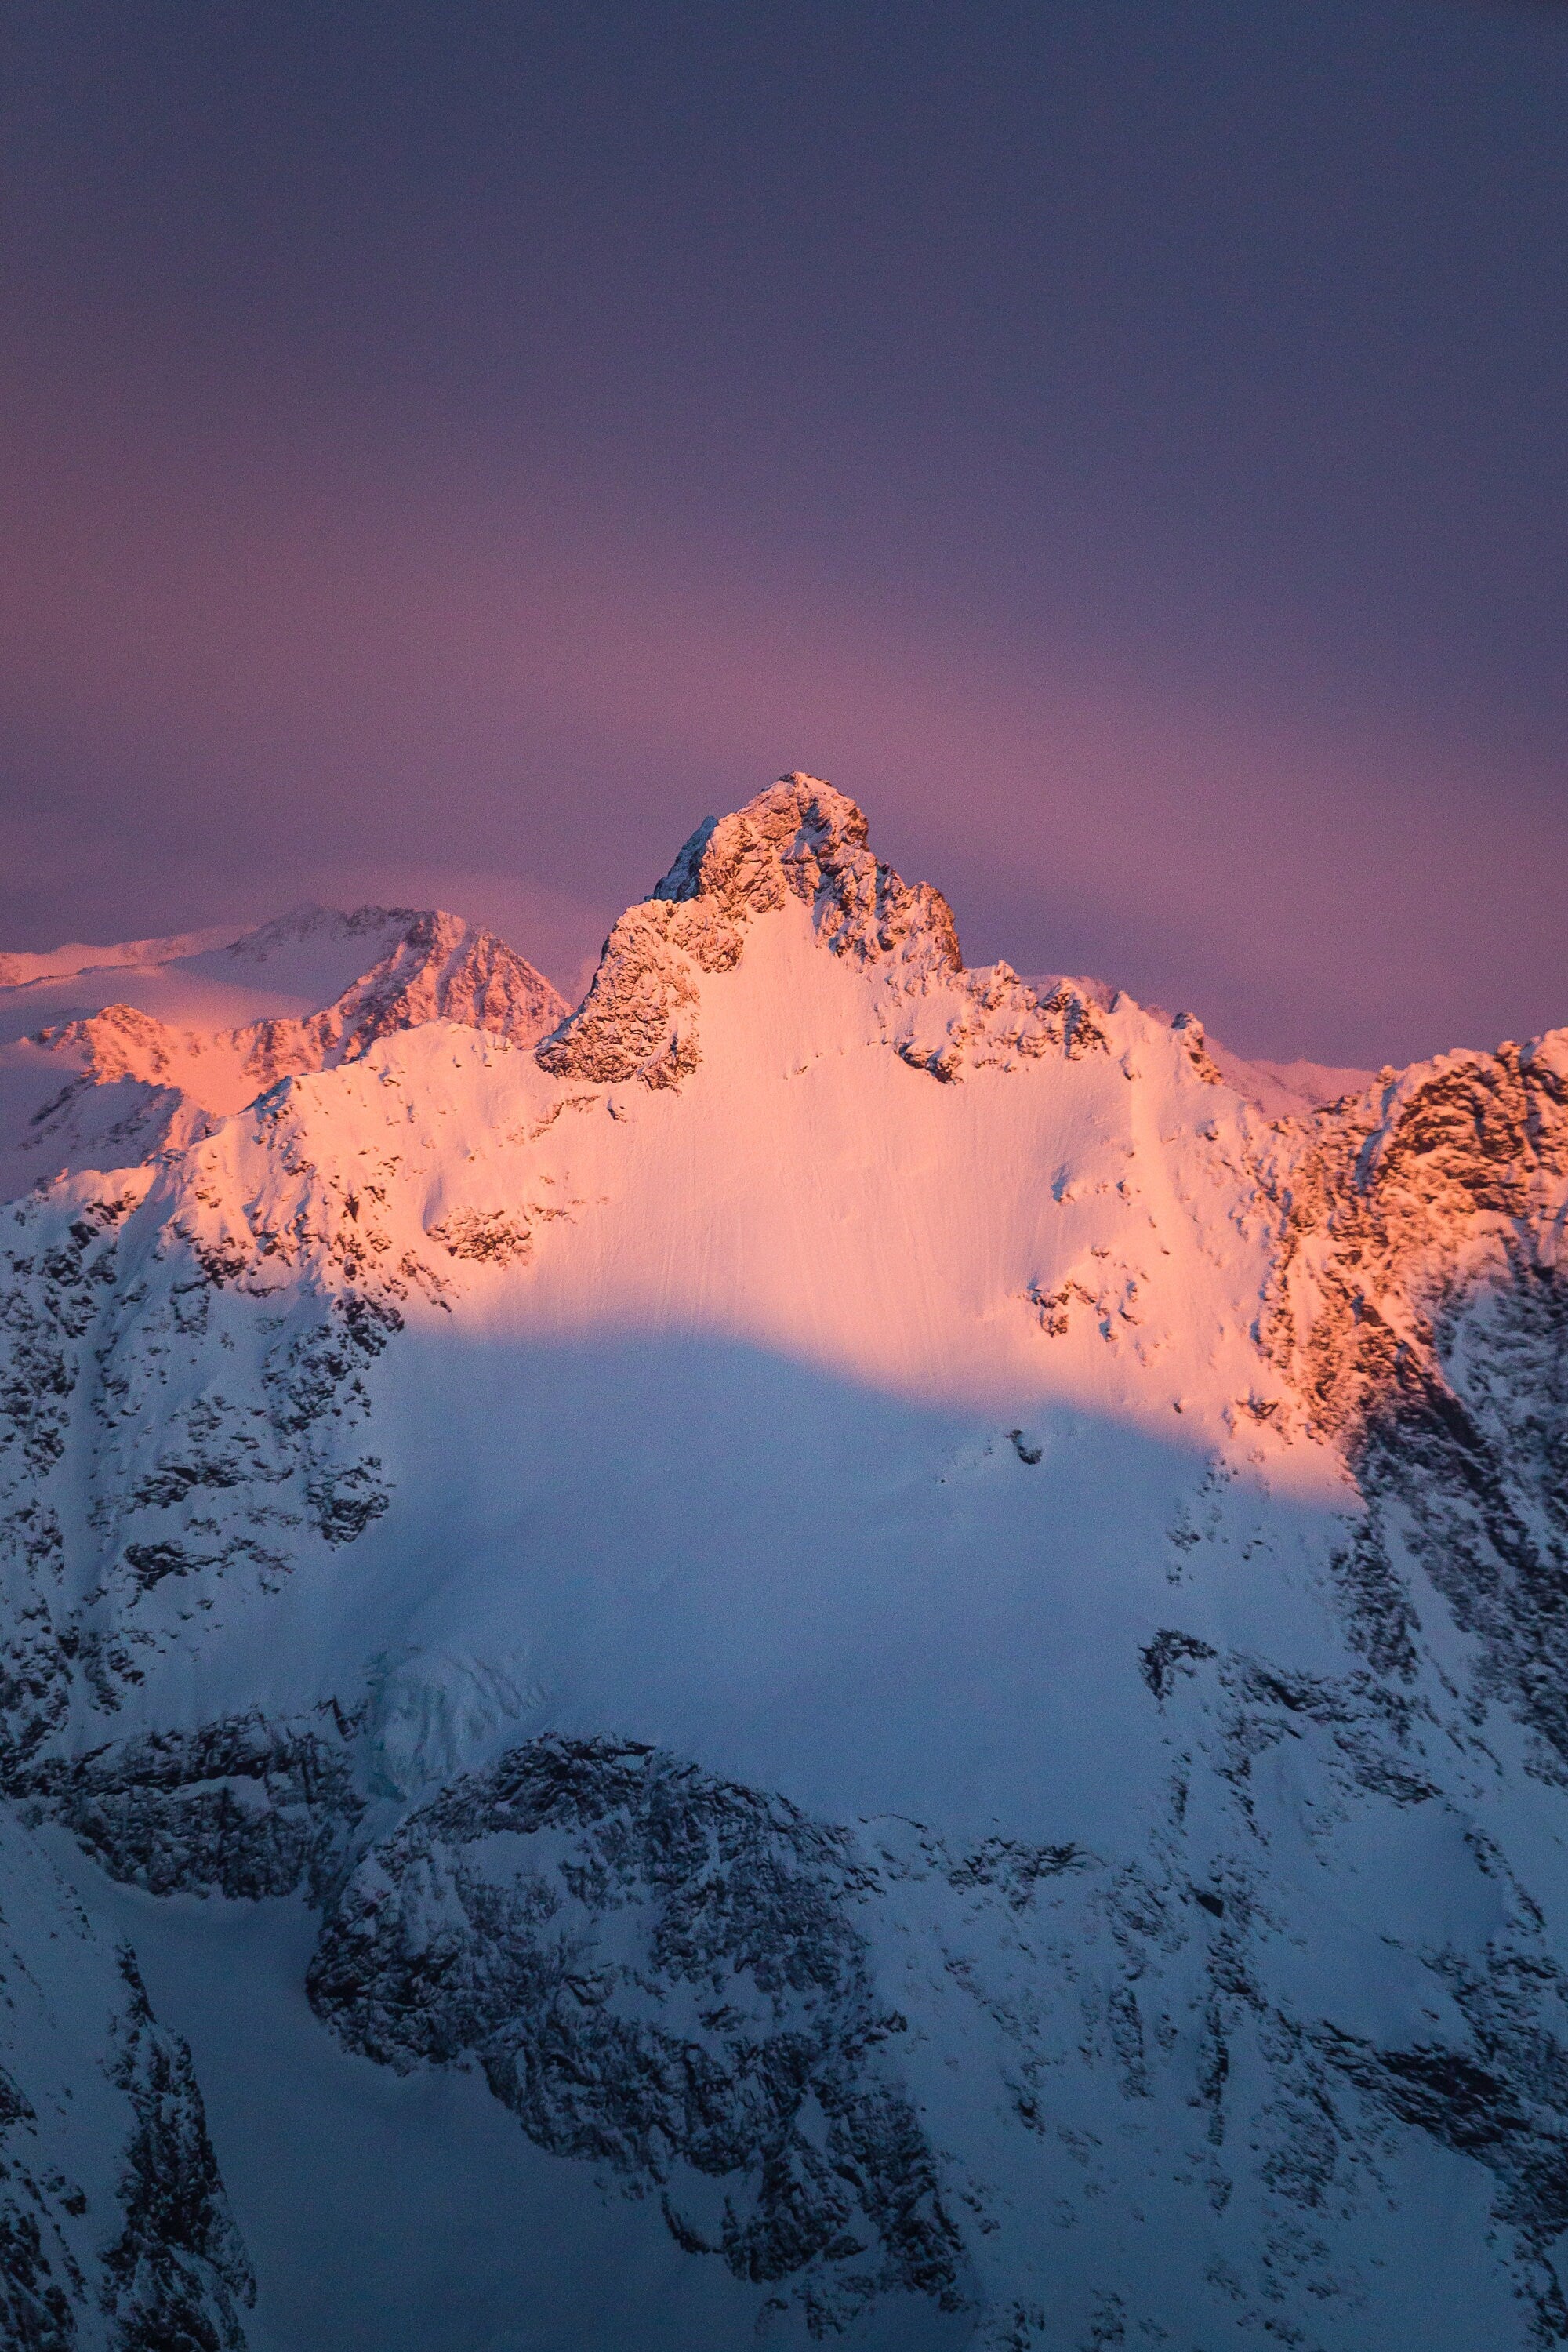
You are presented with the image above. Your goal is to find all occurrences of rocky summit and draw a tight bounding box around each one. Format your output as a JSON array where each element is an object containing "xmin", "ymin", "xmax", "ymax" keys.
[{"xmin": 2, "ymin": 775, "xmax": 1567, "ymax": 2350}]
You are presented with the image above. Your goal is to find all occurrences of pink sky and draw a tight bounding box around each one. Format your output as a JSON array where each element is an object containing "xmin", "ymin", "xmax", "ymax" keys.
[
  {"xmin": 2, "ymin": 384, "xmax": 1558, "ymax": 1068},
  {"xmin": 3, "ymin": 2, "xmax": 1564, "ymax": 1068}
]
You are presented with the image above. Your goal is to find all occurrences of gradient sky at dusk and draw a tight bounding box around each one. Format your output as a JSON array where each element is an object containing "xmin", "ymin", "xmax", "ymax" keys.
[{"xmin": 2, "ymin": 1, "xmax": 1565, "ymax": 1063}]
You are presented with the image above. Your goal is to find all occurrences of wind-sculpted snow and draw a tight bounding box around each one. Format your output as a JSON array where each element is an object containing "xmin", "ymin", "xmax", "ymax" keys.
[{"xmin": 4, "ymin": 779, "xmax": 1568, "ymax": 2347}]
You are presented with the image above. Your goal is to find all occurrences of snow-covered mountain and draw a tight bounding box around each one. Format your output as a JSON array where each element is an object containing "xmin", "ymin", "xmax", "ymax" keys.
[
  {"xmin": 0, "ymin": 903, "xmax": 568, "ymax": 1199},
  {"xmin": 2, "ymin": 775, "xmax": 1566, "ymax": 2350}
]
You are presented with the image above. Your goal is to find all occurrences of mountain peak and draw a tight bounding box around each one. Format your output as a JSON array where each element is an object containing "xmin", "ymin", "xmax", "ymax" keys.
[
  {"xmin": 652, "ymin": 772, "xmax": 960, "ymax": 965},
  {"xmin": 539, "ymin": 773, "xmax": 994, "ymax": 1088},
  {"xmin": 221, "ymin": 902, "xmax": 424, "ymax": 965},
  {"xmin": 2, "ymin": 905, "xmax": 569, "ymax": 1191},
  {"xmin": 7, "ymin": 782, "xmax": 1568, "ymax": 2350},
  {"xmin": 319, "ymin": 907, "xmax": 567, "ymax": 1056}
]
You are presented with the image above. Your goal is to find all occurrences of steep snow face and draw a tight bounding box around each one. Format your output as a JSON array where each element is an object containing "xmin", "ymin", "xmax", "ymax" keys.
[
  {"xmin": 0, "ymin": 906, "xmax": 568, "ymax": 1195},
  {"xmin": 4, "ymin": 776, "xmax": 1568, "ymax": 2351}
]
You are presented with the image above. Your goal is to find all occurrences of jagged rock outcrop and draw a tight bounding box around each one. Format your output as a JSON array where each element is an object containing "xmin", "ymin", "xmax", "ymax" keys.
[
  {"xmin": 0, "ymin": 1147, "xmax": 408, "ymax": 1751},
  {"xmin": 241, "ymin": 909, "xmax": 567, "ymax": 1076},
  {"xmin": 861, "ymin": 1609, "xmax": 1568, "ymax": 2347},
  {"xmin": 0, "ymin": 1813, "xmax": 254, "ymax": 2350},
  {"xmin": 98, "ymin": 1952, "xmax": 255, "ymax": 2352},
  {"xmin": 539, "ymin": 774, "xmax": 1105, "ymax": 1087},
  {"xmin": 1262, "ymin": 1033, "xmax": 1568, "ymax": 1768},
  {"xmin": 17, "ymin": 1708, "xmax": 363, "ymax": 1907},
  {"xmin": 309, "ymin": 1733, "xmax": 965, "ymax": 2335},
  {"xmin": 25, "ymin": 910, "xmax": 568, "ymax": 1157}
]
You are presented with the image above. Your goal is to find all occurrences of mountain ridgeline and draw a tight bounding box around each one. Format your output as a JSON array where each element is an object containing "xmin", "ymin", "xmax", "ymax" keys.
[{"xmin": 2, "ymin": 776, "xmax": 1566, "ymax": 2350}]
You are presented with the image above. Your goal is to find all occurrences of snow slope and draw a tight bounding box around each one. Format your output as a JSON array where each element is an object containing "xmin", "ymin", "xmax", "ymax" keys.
[
  {"xmin": 1025, "ymin": 975, "xmax": 1376, "ymax": 1120},
  {"xmin": 0, "ymin": 926, "xmax": 245, "ymax": 993},
  {"xmin": 1205, "ymin": 1043, "xmax": 1378, "ymax": 1121},
  {"xmin": 2, "ymin": 777, "xmax": 1568, "ymax": 2349}
]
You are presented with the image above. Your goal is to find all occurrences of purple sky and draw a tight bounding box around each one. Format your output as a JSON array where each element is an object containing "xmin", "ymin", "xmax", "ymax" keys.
[{"xmin": 2, "ymin": 2, "xmax": 1565, "ymax": 1065}]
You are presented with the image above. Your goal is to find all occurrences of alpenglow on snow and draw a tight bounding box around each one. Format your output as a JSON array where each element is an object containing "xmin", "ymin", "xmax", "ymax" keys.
[{"xmin": 2, "ymin": 775, "xmax": 1568, "ymax": 2350}]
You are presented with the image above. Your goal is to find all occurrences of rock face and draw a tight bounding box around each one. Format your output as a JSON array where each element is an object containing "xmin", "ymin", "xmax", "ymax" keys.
[
  {"xmin": 2, "ymin": 777, "xmax": 1568, "ymax": 2350},
  {"xmin": 21, "ymin": 1709, "xmax": 364, "ymax": 1908},
  {"xmin": 310, "ymin": 1734, "xmax": 964, "ymax": 2336},
  {"xmin": 1265, "ymin": 1037, "xmax": 1568, "ymax": 1760},
  {"xmin": 0, "ymin": 1156, "xmax": 407, "ymax": 1760},
  {"xmin": 0, "ymin": 1811, "xmax": 253, "ymax": 2351},
  {"xmin": 539, "ymin": 775, "xmax": 1105, "ymax": 1087}
]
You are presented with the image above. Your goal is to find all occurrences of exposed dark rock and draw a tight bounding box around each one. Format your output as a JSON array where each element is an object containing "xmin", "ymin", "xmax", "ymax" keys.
[
  {"xmin": 0, "ymin": 1815, "xmax": 256, "ymax": 2351},
  {"xmin": 309, "ymin": 1733, "xmax": 966, "ymax": 2331},
  {"xmin": 1140, "ymin": 1629, "xmax": 1218, "ymax": 1702},
  {"xmin": 19, "ymin": 1709, "xmax": 363, "ymax": 1907},
  {"xmin": 102, "ymin": 1951, "xmax": 255, "ymax": 2351}
]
